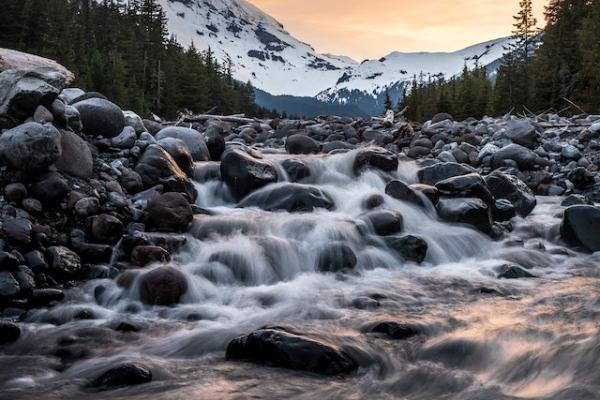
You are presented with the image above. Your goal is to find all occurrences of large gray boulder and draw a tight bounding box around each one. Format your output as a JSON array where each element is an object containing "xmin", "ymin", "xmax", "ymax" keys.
[
  {"xmin": 485, "ymin": 171, "xmax": 537, "ymax": 217},
  {"xmin": 155, "ymin": 127, "xmax": 210, "ymax": 161},
  {"xmin": 0, "ymin": 122, "xmax": 62, "ymax": 171},
  {"xmin": 73, "ymin": 98, "xmax": 126, "ymax": 138},
  {"xmin": 220, "ymin": 148, "xmax": 278, "ymax": 200},
  {"xmin": 491, "ymin": 144, "xmax": 537, "ymax": 170}
]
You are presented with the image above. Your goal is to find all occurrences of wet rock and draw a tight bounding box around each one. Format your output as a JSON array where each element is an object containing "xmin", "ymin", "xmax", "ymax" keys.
[
  {"xmin": 496, "ymin": 264, "xmax": 535, "ymax": 279},
  {"xmin": 493, "ymin": 199, "xmax": 516, "ymax": 221},
  {"xmin": 155, "ymin": 127, "xmax": 210, "ymax": 161},
  {"xmin": 226, "ymin": 326, "xmax": 358, "ymax": 375},
  {"xmin": 417, "ymin": 162, "xmax": 475, "ymax": 186},
  {"xmin": 0, "ymin": 122, "xmax": 61, "ymax": 171},
  {"xmin": 485, "ymin": 171, "xmax": 536, "ymax": 217},
  {"xmin": 285, "ymin": 134, "xmax": 320, "ymax": 154},
  {"xmin": 73, "ymin": 98, "xmax": 125, "ymax": 138},
  {"xmin": 131, "ymin": 245, "xmax": 170, "ymax": 267},
  {"xmin": 363, "ymin": 194, "xmax": 384, "ymax": 209},
  {"xmin": 91, "ymin": 214, "xmax": 124, "ymax": 243},
  {"xmin": 561, "ymin": 194, "xmax": 592, "ymax": 207},
  {"xmin": 322, "ymin": 140, "xmax": 355, "ymax": 153},
  {"xmin": 384, "ymin": 235, "xmax": 428, "ymax": 263},
  {"xmin": 46, "ymin": 246, "xmax": 82, "ymax": 278},
  {"xmin": 491, "ymin": 144, "xmax": 537, "ymax": 169},
  {"xmin": 145, "ymin": 192, "xmax": 193, "ymax": 233},
  {"xmin": 353, "ymin": 147, "xmax": 399, "ymax": 174},
  {"xmin": 89, "ymin": 363, "xmax": 152, "ymax": 388},
  {"xmin": 237, "ymin": 183, "xmax": 334, "ymax": 212},
  {"xmin": 437, "ymin": 197, "xmax": 493, "ymax": 233},
  {"xmin": 135, "ymin": 144, "xmax": 197, "ymax": 200},
  {"xmin": 55, "ymin": 130, "xmax": 93, "ymax": 178},
  {"xmin": 360, "ymin": 209, "xmax": 404, "ymax": 236},
  {"xmin": 30, "ymin": 172, "xmax": 69, "ymax": 203},
  {"xmin": 281, "ymin": 159, "xmax": 311, "ymax": 182},
  {"xmin": 2, "ymin": 218, "xmax": 32, "ymax": 245},
  {"xmin": 138, "ymin": 266, "xmax": 188, "ymax": 306},
  {"xmin": 316, "ymin": 242, "xmax": 357, "ymax": 272},
  {"xmin": 410, "ymin": 184, "xmax": 439, "ymax": 205},
  {"xmin": 435, "ymin": 173, "xmax": 493, "ymax": 205},
  {"xmin": 385, "ymin": 180, "xmax": 425, "ymax": 207},
  {"xmin": 4, "ymin": 183, "xmax": 27, "ymax": 202},
  {"xmin": 0, "ymin": 321, "xmax": 21, "ymax": 344},
  {"xmin": 157, "ymin": 137, "xmax": 194, "ymax": 175},
  {"xmin": 30, "ymin": 288, "xmax": 64, "ymax": 307},
  {"xmin": 560, "ymin": 205, "xmax": 600, "ymax": 252},
  {"xmin": 370, "ymin": 321, "xmax": 419, "ymax": 340},
  {"xmin": 220, "ymin": 148, "xmax": 278, "ymax": 200}
]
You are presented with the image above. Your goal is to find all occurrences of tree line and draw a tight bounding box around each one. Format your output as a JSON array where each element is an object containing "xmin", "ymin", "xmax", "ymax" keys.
[
  {"xmin": 399, "ymin": 0, "xmax": 600, "ymax": 122},
  {"xmin": 0, "ymin": 0, "xmax": 275, "ymax": 119}
]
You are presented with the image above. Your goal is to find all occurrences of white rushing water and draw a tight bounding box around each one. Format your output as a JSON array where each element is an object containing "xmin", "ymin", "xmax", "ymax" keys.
[{"xmin": 1, "ymin": 149, "xmax": 599, "ymax": 400}]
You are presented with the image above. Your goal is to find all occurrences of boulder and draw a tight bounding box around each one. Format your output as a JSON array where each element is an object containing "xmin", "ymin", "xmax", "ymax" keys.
[
  {"xmin": 431, "ymin": 113, "xmax": 453, "ymax": 124},
  {"xmin": 204, "ymin": 128, "xmax": 226, "ymax": 161},
  {"xmin": 73, "ymin": 197, "xmax": 100, "ymax": 217},
  {"xmin": 46, "ymin": 246, "xmax": 82, "ymax": 278},
  {"xmin": 370, "ymin": 321, "xmax": 419, "ymax": 340},
  {"xmin": 123, "ymin": 111, "xmax": 146, "ymax": 134},
  {"xmin": 437, "ymin": 197, "xmax": 493, "ymax": 233},
  {"xmin": 285, "ymin": 134, "xmax": 321, "ymax": 154},
  {"xmin": 384, "ymin": 235, "xmax": 428, "ymax": 263},
  {"xmin": 281, "ymin": 159, "xmax": 311, "ymax": 182},
  {"xmin": 145, "ymin": 192, "xmax": 193, "ymax": 233},
  {"xmin": 353, "ymin": 147, "xmax": 399, "ymax": 174},
  {"xmin": 111, "ymin": 126, "xmax": 137, "ymax": 148},
  {"xmin": 435, "ymin": 173, "xmax": 493, "ymax": 205},
  {"xmin": 0, "ymin": 122, "xmax": 61, "ymax": 171},
  {"xmin": 2, "ymin": 218, "xmax": 32, "ymax": 245},
  {"xmin": 90, "ymin": 363, "xmax": 152, "ymax": 388},
  {"xmin": 4, "ymin": 183, "xmax": 27, "ymax": 202},
  {"xmin": 385, "ymin": 180, "xmax": 426, "ymax": 207},
  {"xmin": 496, "ymin": 264, "xmax": 535, "ymax": 279},
  {"xmin": 561, "ymin": 194, "xmax": 593, "ymax": 207},
  {"xmin": 138, "ymin": 266, "xmax": 188, "ymax": 306},
  {"xmin": 409, "ymin": 184, "xmax": 439, "ymax": 205},
  {"xmin": 0, "ymin": 67, "xmax": 67, "ymax": 121},
  {"xmin": 55, "ymin": 130, "xmax": 93, "ymax": 178},
  {"xmin": 91, "ymin": 214, "xmax": 124, "ymax": 243},
  {"xmin": 316, "ymin": 243, "xmax": 358, "ymax": 272},
  {"xmin": 491, "ymin": 144, "xmax": 537, "ymax": 170},
  {"xmin": 567, "ymin": 167, "xmax": 595, "ymax": 190},
  {"xmin": 506, "ymin": 119, "xmax": 537, "ymax": 148},
  {"xmin": 155, "ymin": 127, "xmax": 210, "ymax": 161},
  {"xmin": 135, "ymin": 144, "xmax": 197, "ymax": 201},
  {"xmin": 226, "ymin": 326, "xmax": 358, "ymax": 375},
  {"xmin": 0, "ymin": 271, "xmax": 20, "ymax": 298},
  {"xmin": 485, "ymin": 171, "xmax": 536, "ymax": 217},
  {"xmin": 220, "ymin": 148, "xmax": 278, "ymax": 200},
  {"xmin": 417, "ymin": 162, "xmax": 475, "ymax": 186},
  {"xmin": 359, "ymin": 209, "xmax": 404, "ymax": 236},
  {"xmin": 73, "ymin": 98, "xmax": 125, "ymax": 138},
  {"xmin": 131, "ymin": 246, "xmax": 170, "ymax": 267},
  {"xmin": 560, "ymin": 205, "xmax": 600, "ymax": 252},
  {"xmin": 157, "ymin": 137, "xmax": 194, "ymax": 175},
  {"xmin": 493, "ymin": 199, "xmax": 517, "ymax": 221},
  {"xmin": 30, "ymin": 172, "xmax": 69, "ymax": 203},
  {"xmin": 237, "ymin": 183, "xmax": 334, "ymax": 212}
]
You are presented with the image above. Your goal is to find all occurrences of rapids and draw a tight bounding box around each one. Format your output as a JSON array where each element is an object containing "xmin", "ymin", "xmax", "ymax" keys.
[{"xmin": 1, "ymin": 149, "xmax": 599, "ymax": 400}]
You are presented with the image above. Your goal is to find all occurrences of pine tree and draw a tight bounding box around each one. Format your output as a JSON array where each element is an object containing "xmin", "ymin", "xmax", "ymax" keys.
[{"xmin": 383, "ymin": 90, "xmax": 393, "ymax": 113}]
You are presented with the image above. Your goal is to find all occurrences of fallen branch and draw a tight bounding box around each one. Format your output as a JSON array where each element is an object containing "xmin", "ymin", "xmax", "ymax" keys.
[
  {"xmin": 563, "ymin": 97, "xmax": 587, "ymax": 115},
  {"xmin": 171, "ymin": 113, "xmax": 257, "ymax": 124}
]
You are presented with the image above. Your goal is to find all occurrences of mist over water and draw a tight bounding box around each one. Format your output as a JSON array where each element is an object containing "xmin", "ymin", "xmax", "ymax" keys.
[{"xmin": 2, "ymin": 149, "xmax": 599, "ymax": 400}]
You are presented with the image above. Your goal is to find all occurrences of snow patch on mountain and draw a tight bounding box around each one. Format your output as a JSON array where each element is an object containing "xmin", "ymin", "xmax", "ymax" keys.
[{"xmin": 158, "ymin": 0, "xmax": 512, "ymax": 114}]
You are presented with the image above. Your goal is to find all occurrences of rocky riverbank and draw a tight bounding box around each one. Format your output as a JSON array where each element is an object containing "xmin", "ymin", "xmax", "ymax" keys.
[{"xmin": 1, "ymin": 52, "xmax": 600, "ymax": 397}]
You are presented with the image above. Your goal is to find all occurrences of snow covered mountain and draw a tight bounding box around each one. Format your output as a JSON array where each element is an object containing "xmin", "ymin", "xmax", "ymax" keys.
[{"xmin": 158, "ymin": 0, "xmax": 511, "ymax": 116}]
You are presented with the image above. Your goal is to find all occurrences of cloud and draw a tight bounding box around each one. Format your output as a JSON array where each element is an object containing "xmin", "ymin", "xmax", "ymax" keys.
[{"xmin": 249, "ymin": 0, "xmax": 546, "ymax": 59}]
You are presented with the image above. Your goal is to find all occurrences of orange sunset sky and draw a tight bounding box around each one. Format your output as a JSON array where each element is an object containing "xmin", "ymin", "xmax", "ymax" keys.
[{"xmin": 249, "ymin": 0, "xmax": 547, "ymax": 60}]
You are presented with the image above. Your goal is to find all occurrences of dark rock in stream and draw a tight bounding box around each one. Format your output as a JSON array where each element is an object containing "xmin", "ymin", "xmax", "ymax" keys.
[
  {"xmin": 89, "ymin": 363, "xmax": 152, "ymax": 388},
  {"xmin": 226, "ymin": 326, "xmax": 358, "ymax": 375},
  {"xmin": 138, "ymin": 266, "xmax": 188, "ymax": 306}
]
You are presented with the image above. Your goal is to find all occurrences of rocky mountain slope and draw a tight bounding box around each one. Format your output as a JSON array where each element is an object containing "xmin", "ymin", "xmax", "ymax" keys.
[{"xmin": 159, "ymin": 0, "xmax": 511, "ymax": 116}]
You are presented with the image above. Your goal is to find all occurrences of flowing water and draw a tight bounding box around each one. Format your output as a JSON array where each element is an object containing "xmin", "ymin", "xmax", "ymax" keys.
[{"xmin": 2, "ymin": 149, "xmax": 600, "ymax": 400}]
